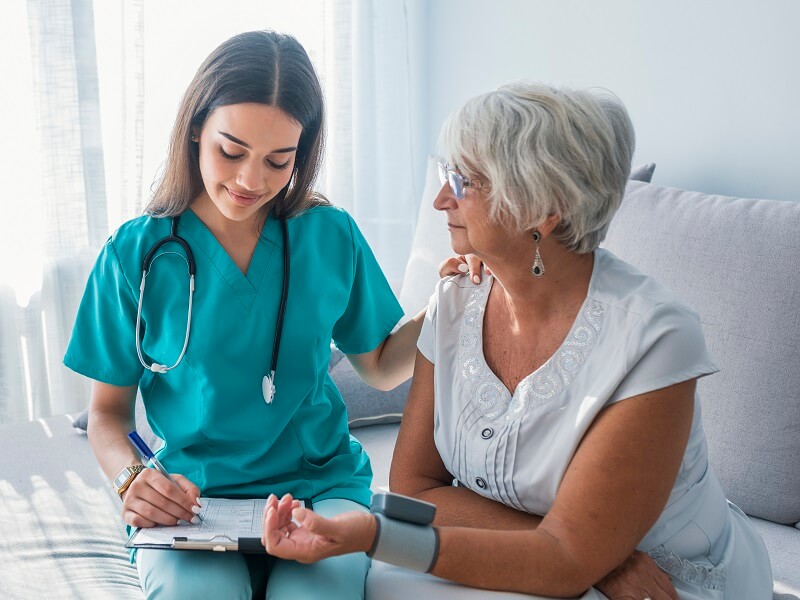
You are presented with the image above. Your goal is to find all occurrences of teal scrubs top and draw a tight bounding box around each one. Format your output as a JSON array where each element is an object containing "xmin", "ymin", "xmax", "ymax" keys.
[{"xmin": 64, "ymin": 206, "xmax": 403, "ymax": 508}]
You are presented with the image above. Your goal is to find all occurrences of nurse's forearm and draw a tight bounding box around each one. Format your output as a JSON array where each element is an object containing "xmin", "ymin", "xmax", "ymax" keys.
[
  {"xmin": 348, "ymin": 308, "xmax": 426, "ymax": 391},
  {"xmin": 86, "ymin": 382, "xmax": 142, "ymax": 483}
]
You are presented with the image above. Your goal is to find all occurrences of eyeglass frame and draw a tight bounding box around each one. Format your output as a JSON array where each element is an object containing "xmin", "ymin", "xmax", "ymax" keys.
[{"xmin": 437, "ymin": 161, "xmax": 485, "ymax": 200}]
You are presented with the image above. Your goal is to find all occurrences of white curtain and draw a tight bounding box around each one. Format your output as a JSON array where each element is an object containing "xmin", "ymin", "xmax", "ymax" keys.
[
  {"xmin": 0, "ymin": 0, "xmax": 144, "ymax": 425},
  {"xmin": 320, "ymin": 0, "xmax": 424, "ymax": 290},
  {"xmin": 0, "ymin": 0, "xmax": 422, "ymax": 425}
]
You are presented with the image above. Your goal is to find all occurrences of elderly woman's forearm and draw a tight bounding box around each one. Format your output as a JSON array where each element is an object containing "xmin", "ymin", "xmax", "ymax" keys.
[
  {"xmin": 429, "ymin": 526, "xmax": 592, "ymax": 598},
  {"xmin": 414, "ymin": 486, "xmax": 543, "ymax": 530}
]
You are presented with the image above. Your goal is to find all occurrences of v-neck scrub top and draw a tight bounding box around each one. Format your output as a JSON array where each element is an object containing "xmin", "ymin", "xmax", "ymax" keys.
[
  {"xmin": 64, "ymin": 206, "xmax": 403, "ymax": 507},
  {"xmin": 417, "ymin": 248, "xmax": 772, "ymax": 598}
]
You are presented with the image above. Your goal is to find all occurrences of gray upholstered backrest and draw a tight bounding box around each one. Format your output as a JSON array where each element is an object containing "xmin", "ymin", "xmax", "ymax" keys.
[{"xmin": 602, "ymin": 181, "xmax": 800, "ymax": 524}]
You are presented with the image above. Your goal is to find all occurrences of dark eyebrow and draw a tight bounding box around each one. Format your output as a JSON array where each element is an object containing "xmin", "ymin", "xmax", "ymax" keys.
[{"xmin": 218, "ymin": 131, "xmax": 297, "ymax": 154}]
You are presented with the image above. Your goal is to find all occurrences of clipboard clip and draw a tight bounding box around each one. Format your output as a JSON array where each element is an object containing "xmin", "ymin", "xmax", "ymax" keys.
[{"xmin": 172, "ymin": 535, "xmax": 238, "ymax": 552}]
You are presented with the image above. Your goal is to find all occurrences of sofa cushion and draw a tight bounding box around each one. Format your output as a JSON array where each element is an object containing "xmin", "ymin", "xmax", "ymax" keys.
[
  {"xmin": 329, "ymin": 353, "xmax": 410, "ymax": 428},
  {"xmin": 602, "ymin": 181, "xmax": 800, "ymax": 524},
  {"xmin": 0, "ymin": 415, "xmax": 144, "ymax": 599},
  {"xmin": 352, "ymin": 422, "xmax": 400, "ymax": 490},
  {"xmin": 750, "ymin": 517, "xmax": 800, "ymax": 598}
]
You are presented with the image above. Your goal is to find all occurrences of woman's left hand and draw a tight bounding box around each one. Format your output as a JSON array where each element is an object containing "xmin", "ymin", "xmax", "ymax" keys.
[
  {"xmin": 261, "ymin": 493, "xmax": 377, "ymax": 563},
  {"xmin": 596, "ymin": 550, "xmax": 678, "ymax": 600},
  {"xmin": 438, "ymin": 254, "xmax": 490, "ymax": 284}
]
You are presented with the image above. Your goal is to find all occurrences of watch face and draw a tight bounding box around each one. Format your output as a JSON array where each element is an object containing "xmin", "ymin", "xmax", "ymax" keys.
[
  {"xmin": 114, "ymin": 466, "xmax": 142, "ymax": 490},
  {"xmin": 114, "ymin": 469, "xmax": 131, "ymax": 489}
]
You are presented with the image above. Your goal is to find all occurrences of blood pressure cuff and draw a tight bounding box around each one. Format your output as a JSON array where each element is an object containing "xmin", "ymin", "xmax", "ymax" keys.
[{"xmin": 367, "ymin": 513, "xmax": 439, "ymax": 573}]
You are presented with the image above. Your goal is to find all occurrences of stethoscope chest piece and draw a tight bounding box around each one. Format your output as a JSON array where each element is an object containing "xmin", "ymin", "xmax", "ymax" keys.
[{"xmin": 262, "ymin": 372, "xmax": 276, "ymax": 405}]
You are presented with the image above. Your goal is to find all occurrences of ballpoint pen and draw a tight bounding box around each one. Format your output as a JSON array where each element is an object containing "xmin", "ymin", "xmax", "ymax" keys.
[{"xmin": 127, "ymin": 430, "xmax": 203, "ymax": 522}]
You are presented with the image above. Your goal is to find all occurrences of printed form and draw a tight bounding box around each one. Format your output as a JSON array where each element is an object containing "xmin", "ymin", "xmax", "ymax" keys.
[{"xmin": 129, "ymin": 498, "xmax": 269, "ymax": 548}]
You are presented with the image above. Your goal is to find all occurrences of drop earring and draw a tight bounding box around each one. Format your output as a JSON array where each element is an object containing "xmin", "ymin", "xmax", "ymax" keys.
[{"xmin": 530, "ymin": 230, "xmax": 545, "ymax": 277}]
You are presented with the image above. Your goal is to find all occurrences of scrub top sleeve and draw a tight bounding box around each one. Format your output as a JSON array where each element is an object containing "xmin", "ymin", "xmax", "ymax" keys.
[
  {"xmin": 416, "ymin": 285, "xmax": 439, "ymax": 364},
  {"xmin": 63, "ymin": 238, "xmax": 144, "ymax": 387},
  {"xmin": 608, "ymin": 302, "xmax": 719, "ymax": 405},
  {"xmin": 332, "ymin": 215, "xmax": 404, "ymax": 355}
]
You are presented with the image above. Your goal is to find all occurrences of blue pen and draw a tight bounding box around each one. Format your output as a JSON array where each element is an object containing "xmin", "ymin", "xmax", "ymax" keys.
[{"xmin": 127, "ymin": 431, "xmax": 203, "ymax": 522}]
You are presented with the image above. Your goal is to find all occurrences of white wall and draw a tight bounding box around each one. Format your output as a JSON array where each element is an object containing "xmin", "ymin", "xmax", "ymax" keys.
[{"xmin": 423, "ymin": 0, "xmax": 800, "ymax": 202}]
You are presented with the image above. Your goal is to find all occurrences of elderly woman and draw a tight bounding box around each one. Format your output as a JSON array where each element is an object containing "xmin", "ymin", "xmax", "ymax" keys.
[{"xmin": 260, "ymin": 83, "xmax": 773, "ymax": 599}]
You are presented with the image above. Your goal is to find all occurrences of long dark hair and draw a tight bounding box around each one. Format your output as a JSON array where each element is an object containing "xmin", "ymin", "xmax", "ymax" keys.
[{"xmin": 147, "ymin": 30, "xmax": 328, "ymax": 220}]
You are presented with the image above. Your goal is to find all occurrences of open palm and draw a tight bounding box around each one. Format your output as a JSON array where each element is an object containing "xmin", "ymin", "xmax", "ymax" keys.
[{"xmin": 261, "ymin": 493, "xmax": 375, "ymax": 563}]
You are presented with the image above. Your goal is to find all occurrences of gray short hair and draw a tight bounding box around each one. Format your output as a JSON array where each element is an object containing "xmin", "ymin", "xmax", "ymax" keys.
[{"xmin": 439, "ymin": 82, "xmax": 635, "ymax": 253}]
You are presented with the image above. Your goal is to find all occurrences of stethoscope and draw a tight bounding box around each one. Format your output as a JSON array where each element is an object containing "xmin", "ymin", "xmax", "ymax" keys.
[{"xmin": 135, "ymin": 214, "xmax": 289, "ymax": 404}]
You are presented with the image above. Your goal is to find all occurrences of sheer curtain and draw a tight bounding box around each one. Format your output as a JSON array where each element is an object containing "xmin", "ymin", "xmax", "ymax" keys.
[
  {"xmin": 0, "ymin": 0, "xmax": 144, "ymax": 425},
  {"xmin": 320, "ymin": 0, "xmax": 425, "ymax": 290},
  {"xmin": 0, "ymin": 0, "xmax": 423, "ymax": 425}
]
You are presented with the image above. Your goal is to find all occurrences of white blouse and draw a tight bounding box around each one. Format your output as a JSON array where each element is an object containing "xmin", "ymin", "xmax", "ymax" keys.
[{"xmin": 416, "ymin": 247, "xmax": 773, "ymax": 599}]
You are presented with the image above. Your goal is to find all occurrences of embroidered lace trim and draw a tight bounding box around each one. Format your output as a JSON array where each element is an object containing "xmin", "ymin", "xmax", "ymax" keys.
[
  {"xmin": 458, "ymin": 285, "xmax": 606, "ymax": 421},
  {"xmin": 649, "ymin": 546, "xmax": 727, "ymax": 591}
]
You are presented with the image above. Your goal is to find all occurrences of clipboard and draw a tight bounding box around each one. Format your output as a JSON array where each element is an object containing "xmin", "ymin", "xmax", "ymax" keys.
[
  {"xmin": 130, "ymin": 533, "xmax": 267, "ymax": 553},
  {"xmin": 126, "ymin": 497, "xmax": 308, "ymax": 553}
]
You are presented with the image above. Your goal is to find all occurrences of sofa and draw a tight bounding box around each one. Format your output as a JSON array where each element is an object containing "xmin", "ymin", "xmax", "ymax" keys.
[{"xmin": 1, "ymin": 160, "xmax": 798, "ymax": 599}]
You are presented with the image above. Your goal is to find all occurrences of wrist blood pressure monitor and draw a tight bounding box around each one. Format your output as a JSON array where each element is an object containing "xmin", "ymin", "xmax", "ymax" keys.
[
  {"xmin": 371, "ymin": 491, "xmax": 436, "ymax": 525},
  {"xmin": 368, "ymin": 492, "xmax": 439, "ymax": 572}
]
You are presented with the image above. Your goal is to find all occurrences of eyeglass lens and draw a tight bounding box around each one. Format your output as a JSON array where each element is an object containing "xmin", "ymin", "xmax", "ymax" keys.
[{"xmin": 437, "ymin": 163, "xmax": 465, "ymax": 199}]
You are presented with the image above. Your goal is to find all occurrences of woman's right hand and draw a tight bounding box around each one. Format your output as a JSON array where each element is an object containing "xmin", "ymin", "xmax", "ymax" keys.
[
  {"xmin": 595, "ymin": 550, "xmax": 678, "ymax": 600},
  {"xmin": 120, "ymin": 468, "xmax": 202, "ymax": 528}
]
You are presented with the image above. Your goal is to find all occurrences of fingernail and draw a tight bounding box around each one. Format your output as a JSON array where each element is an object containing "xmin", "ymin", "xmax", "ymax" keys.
[
  {"xmin": 472, "ymin": 275, "xmax": 480, "ymax": 284},
  {"xmin": 191, "ymin": 505, "xmax": 202, "ymax": 514},
  {"xmin": 191, "ymin": 516, "xmax": 200, "ymax": 525},
  {"xmin": 457, "ymin": 263, "xmax": 468, "ymax": 273}
]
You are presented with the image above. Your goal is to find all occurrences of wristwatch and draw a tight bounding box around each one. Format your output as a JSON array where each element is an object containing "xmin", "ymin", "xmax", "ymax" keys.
[{"xmin": 113, "ymin": 464, "xmax": 145, "ymax": 498}]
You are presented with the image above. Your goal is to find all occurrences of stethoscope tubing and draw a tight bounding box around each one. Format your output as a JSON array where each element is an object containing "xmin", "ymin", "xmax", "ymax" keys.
[
  {"xmin": 271, "ymin": 218, "xmax": 290, "ymax": 377},
  {"xmin": 135, "ymin": 213, "xmax": 289, "ymax": 404},
  {"xmin": 135, "ymin": 216, "xmax": 196, "ymax": 374}
]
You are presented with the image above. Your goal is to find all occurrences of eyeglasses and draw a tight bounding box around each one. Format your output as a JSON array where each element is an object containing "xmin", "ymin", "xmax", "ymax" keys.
[{"xmin": 437, "ymin": 161, "xmax": 484, "ymax": 200}]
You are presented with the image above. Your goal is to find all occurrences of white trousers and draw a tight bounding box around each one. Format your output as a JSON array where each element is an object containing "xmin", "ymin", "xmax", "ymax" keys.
[{"xmin": 366, "ymin": 562, "xmax": 608, "ymax": 600}]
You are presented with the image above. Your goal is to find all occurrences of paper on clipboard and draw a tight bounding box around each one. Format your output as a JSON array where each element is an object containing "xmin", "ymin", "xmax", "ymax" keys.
[{"xmin": 127, "ymin": 497, "xmax": 303, "ymax": 553}]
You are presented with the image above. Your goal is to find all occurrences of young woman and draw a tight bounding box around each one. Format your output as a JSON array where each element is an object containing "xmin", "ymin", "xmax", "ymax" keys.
[{"xmin": 64, "ymin": 30, "xmax": 423, "ymax": 599}]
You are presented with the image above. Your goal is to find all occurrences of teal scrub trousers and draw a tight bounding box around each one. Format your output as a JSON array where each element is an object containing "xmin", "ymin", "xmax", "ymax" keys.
[{"xmin": 136, "ymin": 498, "xmax": 370, "ymax": 599}]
